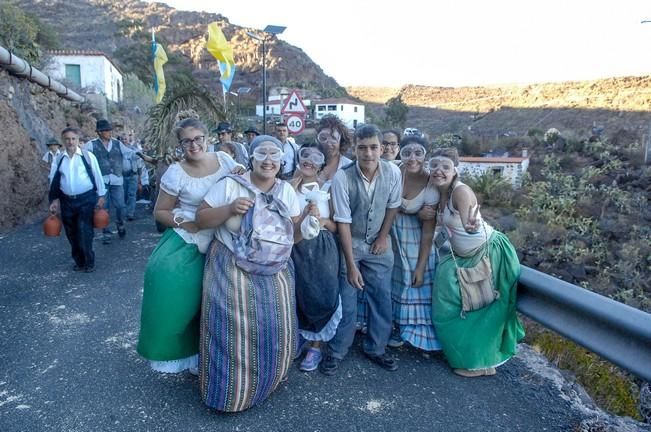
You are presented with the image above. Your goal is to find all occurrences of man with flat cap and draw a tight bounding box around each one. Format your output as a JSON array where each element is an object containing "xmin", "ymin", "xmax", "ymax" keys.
[
  {"xmin": 85, "ymin": 119, "xmax": 132, "ymax": 244},
  {"xmin": 42, "ymin": 137, "xmax": 62, "ymax": 166},
  {"xmin": 243, "ymin": 126, "xmax": 260, "ymax": 150},
  {"xmin": 212, "ymin": 121, "xmax": 249, "ymax": 166}
]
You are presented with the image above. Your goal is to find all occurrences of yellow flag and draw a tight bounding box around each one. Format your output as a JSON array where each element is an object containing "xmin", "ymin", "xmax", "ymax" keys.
[
  {"xmin": 153, "ymin": 43, "xmax": 168, "ymax": 103},
  {"xmin": 206, "ymin": 22, "xmax": 234, "ymax": 79}
]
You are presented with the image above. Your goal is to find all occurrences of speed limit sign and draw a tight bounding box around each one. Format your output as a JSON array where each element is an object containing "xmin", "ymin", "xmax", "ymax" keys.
[{"xmin": 285, "ymin": 114, "xmax": 305, "ymax": 135}]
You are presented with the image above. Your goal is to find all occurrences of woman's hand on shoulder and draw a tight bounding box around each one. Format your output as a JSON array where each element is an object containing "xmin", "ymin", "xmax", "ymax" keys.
[{"xmin": 231, "ymin": 165, "xmax": 246, "ymax": 175}]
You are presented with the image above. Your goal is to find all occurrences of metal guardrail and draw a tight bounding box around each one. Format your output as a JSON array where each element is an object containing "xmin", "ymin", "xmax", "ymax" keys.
[{"xmin": 517, "ymin": 266, "xmax": 651, "ymax": 382}]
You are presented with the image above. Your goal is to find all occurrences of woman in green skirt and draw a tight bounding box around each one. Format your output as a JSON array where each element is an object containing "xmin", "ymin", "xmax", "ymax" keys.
[
  {"xmin": 423, "ymin": 147, "xmax": 524, "ymax": 377},
  {"xmin": 137, "ymin": 117, "xmax": 241, "ymax": 373}
]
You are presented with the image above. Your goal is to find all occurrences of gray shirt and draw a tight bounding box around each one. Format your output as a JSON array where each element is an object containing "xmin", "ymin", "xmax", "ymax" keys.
[{"xmin": 331, "ymin": 161, "xmax": 402, "ymax": 224}]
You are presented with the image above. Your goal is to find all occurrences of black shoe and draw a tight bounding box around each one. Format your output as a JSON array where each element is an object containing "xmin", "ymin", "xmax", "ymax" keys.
[
  {"xmin": 364, "ymin": 352, "xmax": 399, "ymax": 371},
  {"xmin": 319, "ymin": 354, "xmax": 340, "ymax": 376},
  {"xmin": 118, "ymin": 226, "xmax": 126, "ymax": 238},
  {"xmin": 73, "ymin": 264, "xmax": 84, "ymax": 272},
  {"xmin": 102, "ymin": 236, "xmax": 112, "ymax": 245},
  {"xmin": 127, "ymin": 216, "xmax": 135, "ymax": 221},
  {"xmin": 84, "ymin": 265, "xmax": 95, "ymax": 273}
]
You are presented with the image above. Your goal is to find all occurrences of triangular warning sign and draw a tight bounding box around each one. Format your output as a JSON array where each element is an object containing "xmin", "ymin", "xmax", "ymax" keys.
[{"xmin": 281, "ymin": 91, "xmax": 307, "ymax": 114}]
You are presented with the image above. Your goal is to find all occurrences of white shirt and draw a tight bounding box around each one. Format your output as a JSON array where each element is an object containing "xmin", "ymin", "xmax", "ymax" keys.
[
  {"xmin": 281, "ymin": 140, "xmax": 298, "ymax": 174},
  {"xmin": 49, "ymin": 148, "xmax": 107, "ymax": 198},
  {"xmin": 42, "ymin": 149, "xmax": 61, "ymax": 165},
  {"xmin": 203, "ymin": 173, "xmax": 301, "ymax": 252}
]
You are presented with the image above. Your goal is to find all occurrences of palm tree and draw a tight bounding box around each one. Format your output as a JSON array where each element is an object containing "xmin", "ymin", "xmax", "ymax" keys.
[{"xmin": 143, "ymin": 83, "xmax": 226, "ymax": 158}]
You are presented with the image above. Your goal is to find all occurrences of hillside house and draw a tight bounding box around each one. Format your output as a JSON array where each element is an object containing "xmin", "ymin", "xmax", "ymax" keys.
[
  {"xmin": 46, "ymin": 50, "xmax": 123, "ymax": 102},
  {"xmin": 458, "ymin": 154, "xmax": 530, "ymax": 188},
  {"xmin": 313, "ymin": 98, "xmax": 365, "ymax": 129}
]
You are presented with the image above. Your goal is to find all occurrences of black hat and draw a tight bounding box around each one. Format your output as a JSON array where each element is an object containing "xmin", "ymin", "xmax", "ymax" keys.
[
  {"xmin": 243, "ymin": 126, "xmax": 260, "ymax": 135},
  {"xmin": 96, "ymin": 119, "xmax": 113, "ymax": 132},
  {"xmin": 46, "ymin": 137, "xmax": 61, "ymax": 147},
  {"xmin": 213, "ymin": 122, "xmax": 233, "ymax": 133}
]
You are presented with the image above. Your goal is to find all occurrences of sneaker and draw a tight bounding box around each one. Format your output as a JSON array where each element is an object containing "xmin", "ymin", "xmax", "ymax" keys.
[
  {"xmin": 294, "ymin": 336, "xmax": 309, "ymax": 360},
  {"xmin": 364, "ymin": 352, "xmax": 399, "ymax": 372},
  {"xmin": 319, "ymin": 354, "xmax": 340, "ymax": 376},
  {"xmin": 118, "ymin": 226, "xmax": 126, "ymax": 239},
  {"xmin": 299, "ymin": 348, "xmax": 322, "ymax": 372},
  {"xmin": 387, "ymin": 328, "xmax": 404, "ymax": 348}
]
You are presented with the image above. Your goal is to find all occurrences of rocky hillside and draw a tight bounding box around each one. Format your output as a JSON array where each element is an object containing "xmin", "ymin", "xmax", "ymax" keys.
[
  {"xmin": 12, "ymin": 0, "xmax": 342, "ymax": 97},
  {"xmin": 349, "ymin": 76, "xmax": 651, "ymax": 140}
]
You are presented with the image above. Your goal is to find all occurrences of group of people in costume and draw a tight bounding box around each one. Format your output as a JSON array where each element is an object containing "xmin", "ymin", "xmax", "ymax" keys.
[{"xmin": 136, "ymin": 114, "xmax": 524, "ymax": 413}]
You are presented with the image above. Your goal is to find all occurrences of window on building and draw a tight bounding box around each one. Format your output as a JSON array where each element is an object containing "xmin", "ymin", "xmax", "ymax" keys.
[
  {"xmin": 327, "ymin": 105, "xmax": 336, "ymax": 111},
  {"xmin": 340, "ymin": 105, "xmax": 344, "ymax": 111},
  {"xmin": 65, "ymin": 64, "xmax": 81, "ymax": 87},
  {"xmin": 354, "ymin": 106, "xmax": 358, "ymax": 113},
  {"xmin": 317, "ymin": 106, "xmax": 326, "ymax": 112},
  {"xmin": 491, "ymin": 167, "xmax": 504, "ymax": 176}
]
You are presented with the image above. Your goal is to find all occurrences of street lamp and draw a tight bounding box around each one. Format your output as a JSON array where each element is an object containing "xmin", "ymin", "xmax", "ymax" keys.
[{"xmin": 246, "ymin": 24, "xmax": 286, "ymax": 134}]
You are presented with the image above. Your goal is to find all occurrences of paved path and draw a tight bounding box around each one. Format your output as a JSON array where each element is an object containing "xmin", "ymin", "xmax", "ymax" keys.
[{"xmin": 0, "ymin": 208, "xmax": 592, "ymax": 431}]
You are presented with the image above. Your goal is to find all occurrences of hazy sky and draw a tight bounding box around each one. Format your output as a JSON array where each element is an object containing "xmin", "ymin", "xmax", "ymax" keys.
[{"xmin": 151, "ymin": 0, "xmax": 651, "ymax": 88}]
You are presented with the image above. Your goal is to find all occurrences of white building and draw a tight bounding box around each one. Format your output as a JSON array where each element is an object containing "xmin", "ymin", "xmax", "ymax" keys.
[
  {"xmin": 458, "ymin": 156, "xmax": 530, "ymax": 188},
  {"xmin": 255, "ymin": 93, "xmax": 312, "ymax": 118},
  {"xmin": 46, "ymin": 50, "xmax": 123, "ymax": 102},
  {"xmin": 313, "ymin": 98, "xmax": 365, "ymax": 129}
]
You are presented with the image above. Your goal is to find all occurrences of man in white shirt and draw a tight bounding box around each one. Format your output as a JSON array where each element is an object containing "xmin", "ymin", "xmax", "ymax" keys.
[
  {"xmin": 49, "ymin": 127, "xmax": 106, "ymax": 273},
  {"xmin": 275, "ymin": 122, "xmax": 299, "ymax": 180},
  {"xmin": 41, "ymin": 137, "xmax": 62, "ymax": 166}
]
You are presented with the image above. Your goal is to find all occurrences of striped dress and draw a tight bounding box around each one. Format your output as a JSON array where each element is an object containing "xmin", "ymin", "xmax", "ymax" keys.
[
  {"xmin": 390, "ymin": 186, "xmax": 441, "ymax": 351},
  {"xmin": 200, "ymin": 175, "xmax": 300, "ymax": 412}
]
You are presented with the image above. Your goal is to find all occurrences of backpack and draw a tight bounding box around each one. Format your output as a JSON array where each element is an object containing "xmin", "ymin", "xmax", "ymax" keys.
[
  {"xmin": 226, "ymin": 174, "xmax": 294, "ymax": 276},
  {"xmin": 48, "ymin": 149, "xmax": 98, "ymax": 203}
]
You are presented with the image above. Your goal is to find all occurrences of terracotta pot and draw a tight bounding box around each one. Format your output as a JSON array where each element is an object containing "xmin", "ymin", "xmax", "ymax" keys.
[
  {"xmin": 43, "ymin": 214, "xmax": 62, "ymax": 237},
  {"xmin": 93, "ymin": 208, "xmax": 110, "ymax": 229}
]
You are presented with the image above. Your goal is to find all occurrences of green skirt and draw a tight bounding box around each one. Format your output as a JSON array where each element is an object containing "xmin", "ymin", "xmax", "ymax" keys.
[
  {"xmin": 137, "ymin": 229, "xmax": 205, "ymax": 361},
  {"xmin": 432, "ymin": 231, "xmax": 525, "ymax": 369}
]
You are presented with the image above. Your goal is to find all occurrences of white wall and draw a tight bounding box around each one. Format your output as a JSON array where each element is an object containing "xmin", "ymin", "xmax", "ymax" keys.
[
  {"xmin": 458, "ymin": 160, "xmax": 529, "ymax": 188},
  {"xmin": 47, "ymin": 55, "xmax": 122, "ymax": 102},
  {"xmin": 314, "ymin": 103, "xmax": 365, "ymax": 129}
]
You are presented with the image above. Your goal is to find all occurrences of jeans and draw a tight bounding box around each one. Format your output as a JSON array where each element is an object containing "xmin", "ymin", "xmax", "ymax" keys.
[
  {"xmin": 123, "ymin": 175, "xmax": 138, "ymax": 218},
  {"xmin": 327, "ymin": 239, "xmax": 394, "ymax": 359},
  {"xmin": 60, "ymin": 191, "xmax": 96, "ymax": 267},
  {"xmin": 103, "ymin": 183, "xmax": 125, "ymax": 234}
]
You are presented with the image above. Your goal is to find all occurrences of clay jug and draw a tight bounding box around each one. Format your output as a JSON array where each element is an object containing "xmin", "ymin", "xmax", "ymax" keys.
[
  {"xmin": 43, "ymin": 214, "xmax": 62, "ymax": 237},
  {"xmin": 93, "ymin": 208, "xmax": 110, "ymax": 229}
]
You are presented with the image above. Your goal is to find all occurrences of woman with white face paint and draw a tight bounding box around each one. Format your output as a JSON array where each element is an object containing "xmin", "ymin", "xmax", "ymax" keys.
[
  {"xmin": 196, "ymin": 135, "xmax": 302, "ymax": 411},
  {"xmin": 423, "ymin": 147, "xmax": 524, "ymax": 378},
  {"xmin": 387, "ymin": 136, "xmax": 442, "ymax": 354},
  {"xmin": 291, "ymin": 145, "xmax": 342, "ymax": 372}
]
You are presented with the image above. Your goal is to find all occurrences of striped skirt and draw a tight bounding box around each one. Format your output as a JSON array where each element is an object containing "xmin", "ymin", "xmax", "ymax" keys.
[
  {"xmin": 200, "ymin": 240, "xmax": 297, "ymax": 412},
  {"xmin": 390, "ymin": 212, "xmax": 440, "ymax": 351}
]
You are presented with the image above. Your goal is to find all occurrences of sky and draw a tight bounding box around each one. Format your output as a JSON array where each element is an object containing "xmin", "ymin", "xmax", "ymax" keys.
[{"xmin": 150, "ymin": 0, "xmax": 651, "ymax": 88}]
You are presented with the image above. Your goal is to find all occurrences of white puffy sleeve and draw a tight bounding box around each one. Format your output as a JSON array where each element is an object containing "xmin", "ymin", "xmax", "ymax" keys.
[{"xmin": 159, "ymin": 163, "xmax": 182, "ymax": 196}]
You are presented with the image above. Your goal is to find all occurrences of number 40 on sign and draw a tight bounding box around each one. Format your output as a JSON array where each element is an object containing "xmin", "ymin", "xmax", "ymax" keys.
[{"xmin": 285, "ymin": 114, "xmax": 305, "ymax": 134}]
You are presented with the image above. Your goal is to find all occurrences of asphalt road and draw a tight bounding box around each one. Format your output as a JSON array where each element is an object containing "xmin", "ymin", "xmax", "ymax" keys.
[{"xmin": 0, "ymin": 206, "xmax": 591, "ymax": 432}]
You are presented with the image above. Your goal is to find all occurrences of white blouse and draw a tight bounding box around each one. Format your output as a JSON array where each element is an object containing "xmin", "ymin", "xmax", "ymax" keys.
[
  {"xmin": 159, "ymin": 151, "xmax": 239, "ymax": 253},
  {"xmin": 400, "ymin": 185, "xmax": 439, "ymax": 214}
]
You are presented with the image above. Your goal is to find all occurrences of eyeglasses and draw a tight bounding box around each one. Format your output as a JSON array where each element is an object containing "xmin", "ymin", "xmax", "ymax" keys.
[
  {"xmin": 399, "ymin": 145, "xmax": 426, "ymax": 160},
  {"xmin": 382, "ymin": 140, "xmax": 399, "ymax": 147},
  {"xmin": 252, "ymin": 147, "xmax": 284, "ymax": 162},
  {"xmin": 178, "ymin": 135, "xmax": 205, "ymax": 148},
  {"xmin": 298, "ymin": 147, "xmax": 325, "ymax": 166},
  {"xmin": 317, "ymin": 131, "xmax": 341, "ymax": 144}
]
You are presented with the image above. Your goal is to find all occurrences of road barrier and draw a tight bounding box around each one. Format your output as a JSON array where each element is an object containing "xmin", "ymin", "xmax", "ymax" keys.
[{"xmin": 517, "ymin": 266, "xmax": 651, "ymax": 382}]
